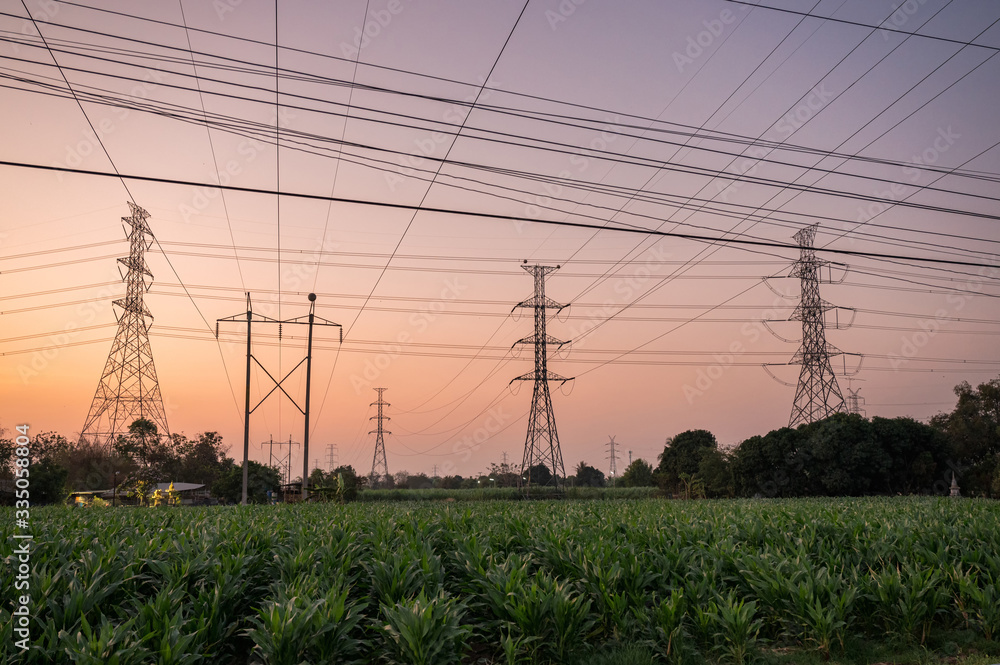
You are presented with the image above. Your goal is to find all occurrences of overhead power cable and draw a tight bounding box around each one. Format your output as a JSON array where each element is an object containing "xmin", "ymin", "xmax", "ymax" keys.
[{"xmin": 2, "ymin": 159, "xmax": 997, "ymax": 270}]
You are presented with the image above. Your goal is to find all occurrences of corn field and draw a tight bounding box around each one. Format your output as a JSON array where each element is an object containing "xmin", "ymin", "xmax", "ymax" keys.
[{"xmin": 2, "ymin": 497, "xmax": 998, "ymax": 664}]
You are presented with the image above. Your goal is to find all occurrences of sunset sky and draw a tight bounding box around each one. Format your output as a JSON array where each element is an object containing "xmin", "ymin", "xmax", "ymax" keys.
[{"xmin": 2, "ymin": 0, "xmax": 999, "ymax": 480}]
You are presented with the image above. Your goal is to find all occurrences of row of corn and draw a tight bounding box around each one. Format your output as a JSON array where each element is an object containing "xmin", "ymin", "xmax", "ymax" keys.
[{"xmin": 1, "ymin": 497, "xmax": 998, "ymax": 664}]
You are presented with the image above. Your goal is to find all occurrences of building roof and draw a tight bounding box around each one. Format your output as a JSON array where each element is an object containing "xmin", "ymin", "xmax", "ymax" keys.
[{"xmin": 153, "ymin": 482, "xmax": 206, "ymax": 492}]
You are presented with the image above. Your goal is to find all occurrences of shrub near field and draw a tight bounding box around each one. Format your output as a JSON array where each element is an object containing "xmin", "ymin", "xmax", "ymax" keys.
[{"xmin": 1, "ymin": 498, "xmax": 999, "ymax": 664}]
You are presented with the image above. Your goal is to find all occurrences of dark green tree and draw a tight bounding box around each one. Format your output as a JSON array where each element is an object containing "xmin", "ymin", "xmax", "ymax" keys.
[
  {"xmin": 872, "ymin": 416, "xmax": 949, "ymax": 494},
  {"xmin": 730, "ymin": 427, "xmax": 810, "ymax": 498},
  {"xmin": 525, "ymin": 463, "xmax": 553, "ymax": 486},
  {"xmin": 931, "ymin": 378, "xmax": 1000, "ymax": 496},
  {"xmin": 800, "ymin": 414, "xmax": 887, "ymax": 496},
  {"xmin": 213, "ymin": 460, "xmax": 282, "ymax": 504},
  {"xmin": 620, "ymin": 458, "xmax": 655, "ymax": 487},
  {"xmin": 656, "ymin": 429, "xmax": 720, "ymax": 496},
  {"xmin": 177, "ymin": 432, "xmax": 230, "ymax": 489},
  {"xmin": 574, "ymin": 461, "xmax": 606, "ymax": 487}
]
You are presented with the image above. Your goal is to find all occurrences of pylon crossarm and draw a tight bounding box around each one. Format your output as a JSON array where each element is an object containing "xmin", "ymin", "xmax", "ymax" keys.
[{"xmin": 249, "ymin": 355, "xmax": 307, "ymax": 415}]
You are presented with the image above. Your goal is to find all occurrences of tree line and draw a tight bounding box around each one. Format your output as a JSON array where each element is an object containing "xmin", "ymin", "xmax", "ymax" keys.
[
  {"xmin": 621, "ymin": 377, "xmax": 999, "ymax": 499},
  {"xmin": 2, "ymin": 376, "xmax": 997, "ymax": 503}
]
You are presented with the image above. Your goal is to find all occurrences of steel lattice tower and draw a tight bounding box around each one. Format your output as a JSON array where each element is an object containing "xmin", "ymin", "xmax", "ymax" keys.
[
  {"xmin": 606, "ymin": 435, "xmax": 620, "ymax": 485},
  {"xmin": 788, "ymin": 224, "xmax": 845, "ymax": 427},
  {"xmin": 512, "ymin": 263, "xmax": 571, "ymax": 486},
  {"xmin": 369, "ymin": 387, "xmax": 390, "ymax": 488},
  {"xmin": 81, "ymin": 202, "xmax": 170, "ymax": 446},
  {"xmin": 846, "ymin": 386, "xmax": 866, "ymax": 417}
]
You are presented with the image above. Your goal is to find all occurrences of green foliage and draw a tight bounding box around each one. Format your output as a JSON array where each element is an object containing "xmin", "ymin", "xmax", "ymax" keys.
[
  {"xmin": 575, "ymin": 461, "xmax": 606, "ymax": 487},
  {"xmin": 212, "ymin": 461, "xmax": 282, "ymax": 503},
  {"xmin": 731, "ymin": 413, "xmax": 954, "ymax": 498},
  {"xmin": 657, "ymin": 429, "xmax": 731, "ymax": 497},
  {"xmin": 3, "ymin": 498, "xmax": 1000, "ymax": 664},
  {"xmin": 931, "ymin": 378, "xmax": 1000, "ymax": 496},
  {"xmin": 620, "ymin": 458, "xmax": 655, "ymax": 487},
  {"xmin": 380, "ymin": 591, "xmax": 469, "ymax": 665}
]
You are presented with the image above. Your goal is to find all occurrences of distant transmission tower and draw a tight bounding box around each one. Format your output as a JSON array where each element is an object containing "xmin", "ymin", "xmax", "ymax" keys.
[
  {"xmin": 369, "ymin": 388, "xmax": 390, "ymax": 488},
  {"xmin": 81, "ymin": 202, "xmax": 170, "ymax": 446},
  {"xmin": 511, "ymin": 262, "xmax": 572, "ymax": 486},
  {"xmin": 845, "ymin": 380, "xmax": 866, "ymax": 417},
  {"xmin": 606, "ymin": 435, "xmax": 620, "ymax": 486},
  {"xmin": 326, "ymin": 443, "xmax": 338, "ymax": 471},
  {"xmin": 788, "ymin": 224, "xmax": 846, "ymax": 427}
]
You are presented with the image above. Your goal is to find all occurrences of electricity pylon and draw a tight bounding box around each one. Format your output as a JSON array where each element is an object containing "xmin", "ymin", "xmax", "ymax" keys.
[
  {"xmin": 606, "ymin": 435, "xmax": 620, "ymax": 486},
  {"xmin": 81, "ymin": 202, "xmax": 170, "ymax": 447},
  {"xmin": 511, "ymin": 262, "xmax": 571, "ymax": 487},
  {"xmin": 369, "ymin": 388, "xmax": 390, "ymax": 488},
  {"xmin": 788, "ymin": 224, "xmax": 846, "ymax": 427},
  {"xmin": 845, "ymin": 379, "xmax": 866, "ymax": 417}
]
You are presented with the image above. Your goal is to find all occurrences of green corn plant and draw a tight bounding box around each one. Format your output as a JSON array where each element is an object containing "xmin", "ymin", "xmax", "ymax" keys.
[
  {"xmin": 58, "ymin": 615, "xmax": 148, "ymax": 665},
  {"xmin": 958, "ymin": 572, "xmax": 1000, "ymax": 641},
  {"xmin": 647, "ymin": 590, "xmax": 691, "ymax": 664},
  {"xmin": 365, "ymin": 550, "xmax": 426, "ymax": 605},
  {"xmin": 310, "ymin": 583, "xmax": 366, "ymax": 663},
  {"xmin": 379, "ymin": 590, "xmax": 470, "ymax": 665},
  {"xmin": 499, "ymin": 626, "xmax": 536, "ymax": 665},
  {"xmin": 548, "ymin": 578, "xmax": 597, "ymax": 664},
  {"xmin": 245, "ymin": 597, "xmax": 324, "ymax": 665},
  {"xmin": 712, "ymin": 593, "xmax": 762, "ymax": 665},
  {"xmin": 132, "ymin": 585, "xmax": 202, "ymax": 665}
]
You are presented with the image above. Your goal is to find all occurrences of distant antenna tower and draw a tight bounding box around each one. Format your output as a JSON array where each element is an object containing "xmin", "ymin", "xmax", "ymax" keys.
[
  {"xmin": 511, "ymin": 262, "xmax": 572, "ymax": 486},
  {"xmin": 788, "ymin": 224, "xmax": 846, "ymax": 427},
  {"xmin": 606, "ymin": 435, "xmax": 620, "ymax": 486},
  {"xmin": 369, "ymin": 388, "xmax": 390, "ymax": 488},
  {"xmin": 81, "ymin": 202, "xmax": 170, "ymax": 446}
]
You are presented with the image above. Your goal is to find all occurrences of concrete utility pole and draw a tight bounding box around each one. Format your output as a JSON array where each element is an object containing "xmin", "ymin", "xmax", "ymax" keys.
[{"xmin": 216, "ymin": 293, "xmax": 341, "ymax": 504}]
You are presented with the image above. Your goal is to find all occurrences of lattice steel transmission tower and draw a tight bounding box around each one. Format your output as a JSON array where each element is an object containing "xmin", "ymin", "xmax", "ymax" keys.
[
  {"xmin": 81, "ymin": 202, "xmax": 170, "ymax": 446},
  {"xmin": 845, "ymin": 380, "xmax": 866, "ymax": 417},
  {"xmin": 369, "ymin": 388, "xmax": 390, "ymax": 488},
  {"xmin": 511, "ymin": 263, "xmax": 571, "ymax": 486},
  {"xmin": 606, "ymin": 435, "xmax": 620, "ymax": 486},
  {"xmin": 788, "ymin": 224, "xmax": 846, "ymax": 427}
]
